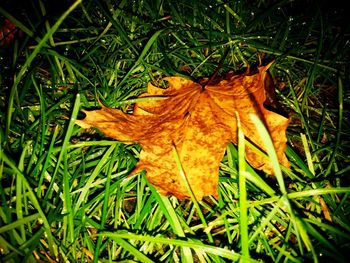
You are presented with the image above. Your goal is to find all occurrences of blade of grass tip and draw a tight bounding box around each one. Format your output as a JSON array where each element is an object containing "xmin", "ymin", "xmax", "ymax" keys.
[
  {"xmin": 147, "ymin": 183, "xmax": 194, "ymax": 262},
  {"xmin": 249, "ymin": 114, "xmax": 287, "ymax": 195},
  {"xmin": 250, "ymin": 115, "xmax": 320, "ymax": 256},
  {"xmin": 60, "ymin": 58, "xmax": 93, "ymax": 85},
  {"xmin": 27, "ymin": 94, "xmax": 73, "ymax": 131},
  {"xmin": 44, "ymin": 93, "xmax": 81, "ymax": 201},
  {"xmin": 82, "ymin": 22, "xmax": 112, "ymax": 54},
  {"xmin": 38, "ymin": 0, "xmax": 65, "ymax": 82},
  {"xmin": 247, "ymin": 198, "xmax": 283, "ymax": 246},
  {"xmin": 223, "ymin": 143, "xmax": 236, "ymax": 212},
  {"xmin": 236, "ymin": 112, "xmax": 249, "ymax": 259},
  {"xmin": 285, "ymin": 145, "xmax": 314, "ymax": 179},
  {"xmin": 37, "ymin": 126, "xmax": 59, "ymax": 197},
  {"xmin": 0, "ymin": 153, "xmax": 58, "ymax": 258},
  {"xmin": 147, "ymin": 187, "xmax": 182, "ymax": 234},
  {"xmin": 75, "ymin": 143, "xmax": 117, "ymax": 210},
  {"xmin": 113, "ymin": 238, "xmax": 155, "ymax": 263},
  {"xmin": 302, "ymin": 220, "xmax": 342, "ymax": 258},
  {"xmin": 95, "ymin": 1, "xmax": 138, "ymax": 55},
  {"xmin": 171, "ymin": 146, "xmax": 214, "ymax": 243},
  {"xmin": 316, "ymin": 104, "xmax": 327, "ymax": 144},
  {"xmin": 219, "ymin": 1, "xmax": 246, "ymax": 28},
  {"xmin": 286, "ymin": 75, "xmax": 321, "ymax": 170},
  {"xmin": 135, "ymin": 173, "xmax": 147, "ymax": 225},
  {"xmin": 4, "ymin": 0, "xmax": 82, "ymax": 142},
  {"xmin": 227, "ymin": 143, "xmax": 276, "ymax": 196},
  {"xmin": 171, "ymin": 146, "xmax": 228, "ymax": 262},
  {"xmin": 169, "ymin": 4, "xmax": 197, "ymax": 45},
  {"xmin": 294, "ymin": 217, "xmax": 317, "ymax": 260},
  {"xmin": 300, "ymin": 133, "xmax": 315, "ymax": 176},
  {"xmin": 32, "ymin": 75, "xmax": 46, "ymax": 157},
  {"xmin": 324, "ymin": 77, "xmax": 343, "ymax": 176},
  {"xmin": 111, "ymin": 29, "xmax": 166, "ymax": 101},
  {"xmin": 135, "ymin": 195, "xmax": 153, "ymax": 226},
  {"xmin": 24, "ymin": 130, "xmax": 40, "ymax": 180}
]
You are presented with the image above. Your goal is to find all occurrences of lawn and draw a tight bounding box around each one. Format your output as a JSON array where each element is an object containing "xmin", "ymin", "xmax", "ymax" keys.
[{"xmin": 0, "ymin": 0, "xmax": 349, "ymax": 262}]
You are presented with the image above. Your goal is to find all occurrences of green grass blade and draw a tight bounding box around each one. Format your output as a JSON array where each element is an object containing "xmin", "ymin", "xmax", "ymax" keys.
[
  {"xmin": 100, "ymin": 231, "xmax": 242, "ymax": 262},
  {"xmin": 324, "ymin": 77, "xmax": 343, "ymax": 176},
  {"xmin": 0, "ymin": 7, "xmax": 34, "ymax": 37},
  {"xmin": 148, "ymin": 183, "xmax": 194, "ymax": 262},
  {"xmin": 236, "ymin": 113, "xmax": 249, "ymax": 258},
  {"xmin": 0, "ymin": 153, "xmax": 58, "ymax": 257},
  {"xmin": 111, "ymin": 28, "xmax": 166, "ymax": 101},
  {"xmin": 171, "ymin": 146, "xmax": 216, "ymax": 247},
  {"xmin": 250, "ymin": 114, "xmax": 287, "ymax": 195},
  {"xmin": 45, "ymin": 93, "xmax": 81, "ymax": 200},
  {"xmin": 113, "ymin": 237, "xmax": 155, "ymax": 263},
  {"xmin": 0, "ymin": 213, "xmax": 40, "ymax": 234},
  {"xmin": 4, "ymin": 0, "xmax": 82, "ymax": 141}
]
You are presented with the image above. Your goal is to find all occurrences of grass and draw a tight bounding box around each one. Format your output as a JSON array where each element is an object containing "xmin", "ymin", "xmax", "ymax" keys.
[{"xmin": 1, "ymin": 0, "xmax": 349, "ymax": 262}]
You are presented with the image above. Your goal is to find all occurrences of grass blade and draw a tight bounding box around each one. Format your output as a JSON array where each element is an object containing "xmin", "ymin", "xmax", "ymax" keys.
[{"xmin": 4, "ymin": 0, "xmax": 82, "ymax": 141}]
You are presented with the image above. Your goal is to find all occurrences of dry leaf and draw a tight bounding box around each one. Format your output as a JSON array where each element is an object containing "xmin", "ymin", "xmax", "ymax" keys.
[{"xmin": 76, "ymin": 64, "xmax": 290, "ymax": 200}]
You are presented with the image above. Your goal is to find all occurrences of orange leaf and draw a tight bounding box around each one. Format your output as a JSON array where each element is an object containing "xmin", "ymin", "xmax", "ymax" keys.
[{"xmin": 76, "ymin": 64, "xmax": 290, "ymax": 200}]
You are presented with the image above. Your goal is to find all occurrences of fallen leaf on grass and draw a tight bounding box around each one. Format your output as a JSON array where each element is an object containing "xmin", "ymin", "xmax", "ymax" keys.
[{"xmin": 76, "ymin": 64, "xmax": 290, "ymax": 200}]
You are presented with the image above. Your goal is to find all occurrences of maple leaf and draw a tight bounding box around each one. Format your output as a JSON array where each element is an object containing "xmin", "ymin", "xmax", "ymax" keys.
[{"xmin": 76, "ymin": 63, "xmax": 290, "ymax": 200}]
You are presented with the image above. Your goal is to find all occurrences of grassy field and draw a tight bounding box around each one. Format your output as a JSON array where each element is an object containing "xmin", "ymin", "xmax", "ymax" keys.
[{"xmin": 1, "ymin": 0, "xmax": 349, "ymax": 262}]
